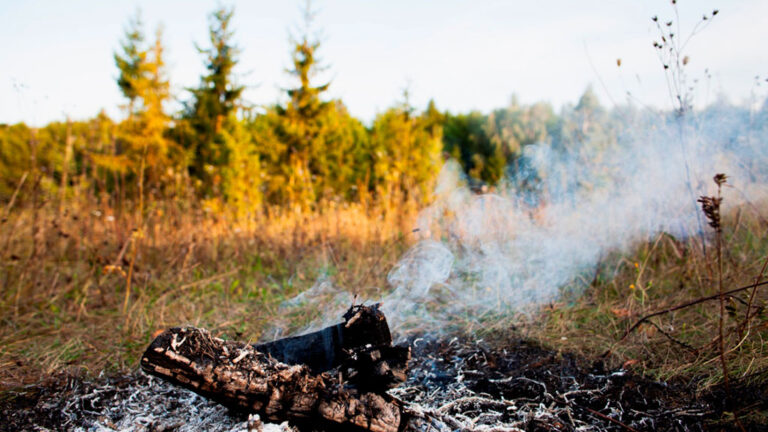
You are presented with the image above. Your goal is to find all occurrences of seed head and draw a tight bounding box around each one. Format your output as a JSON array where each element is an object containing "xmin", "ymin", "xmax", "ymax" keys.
[
  {"xmin": 713, "ymin": 173, "xmax": 727, "ymax": 187},
  {"xmin": 698, "ymin": 196, "xmax": 722, "ymax": 232}
]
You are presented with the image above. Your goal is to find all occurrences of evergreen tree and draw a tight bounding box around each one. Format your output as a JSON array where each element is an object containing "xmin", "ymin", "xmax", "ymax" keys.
[
  {"xmin": 114, "ymin": 12, "xmax": 146, "ymax": 120},
  {"xmin": 132, "ymin": 27, "xmax": 173, "ymax": 187},
  {"xmin": 485, "ymin": 96, "xmax": 556, "ymax": 163},
  {"xmin": 183, "ymin": 6, "xmax": 244, "ymax": 195},
  {"xmin": 221, "ymin": 119, "xmax": 262, "ymax": 218},
  {"xmin": 370, "ymin": 95, "xmax": 443, "ymax": 207},
  {"xmin": 278, "ymin": 1, "xmax": 330, "ymax": 208},
  {"xmin": 557, "ymin": 85, "xmax": 611, "ymax": 153},
  {"xmin": 442, "ymin": 111, "xmax": 505, "ymax": 186},
  {"xmin": 112, "ymin": 18, "xmax": 174, "ymax": 196},
  {"xmin": 260, "ymin": 1, "xmax": 370, "ymax": 209}
]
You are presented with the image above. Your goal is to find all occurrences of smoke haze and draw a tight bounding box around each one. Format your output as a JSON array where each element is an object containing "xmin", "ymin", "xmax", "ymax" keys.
[{"xmin": 277, "ymin": 100, "xmax": 768, "ymax": 338}]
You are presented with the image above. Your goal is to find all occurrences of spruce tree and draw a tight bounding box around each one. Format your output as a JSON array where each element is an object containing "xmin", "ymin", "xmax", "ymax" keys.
[
  {"xmin": 114, "ymin": 12, "xmax": 146, "ymax": 120},
  {"xmin": 112, "ymin": 14, "xmax": 173, "ymax": 196},
  {"xmin": 370, "ymin": 95, "xmax": 443, "ymax": 208},
  {"xmin": 279, "ymin": 1, "xmax": 330, "ymax": 208},
  {"xmin": 260, "ymin": 1, "xmax": 369, "ymax": 209},
  {"xmin": 132, "ymin": 27, "xmax": 173, "ymax": 187},
  {"xmin": 183, "ymin": 6, "xmax": 244, "ymax": 196}
]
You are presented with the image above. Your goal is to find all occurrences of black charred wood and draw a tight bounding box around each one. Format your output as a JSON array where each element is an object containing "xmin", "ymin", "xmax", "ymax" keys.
[
  {"xmin": 140, "ymin": 305, "xmax": 410, "ymax": 431},
  {"xmin": 254, "ymin": 304, "xmax": 393, "ymax": 374}
]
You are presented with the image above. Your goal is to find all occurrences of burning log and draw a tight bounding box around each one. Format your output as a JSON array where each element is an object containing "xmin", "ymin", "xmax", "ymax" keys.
[{"xmin": 140, "ymin": 305, "xmax": 410, "ymax": 432}]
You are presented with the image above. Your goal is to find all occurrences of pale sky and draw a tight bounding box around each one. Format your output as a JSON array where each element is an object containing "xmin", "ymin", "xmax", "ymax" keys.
[{"xmin": 1, "ymin": 0, "xmax": 766, "ymax": 126}]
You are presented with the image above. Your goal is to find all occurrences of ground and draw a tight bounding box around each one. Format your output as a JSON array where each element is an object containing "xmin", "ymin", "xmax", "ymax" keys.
[{"xmin": 2, "ymin": 334, "xmax": 765, "ymax": 432}]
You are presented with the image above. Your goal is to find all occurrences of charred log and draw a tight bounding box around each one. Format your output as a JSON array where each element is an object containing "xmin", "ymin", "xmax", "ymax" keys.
[
  {"xmin": 141, "ymin": 326, "xmax": 406, "ymax": 432},
  {"xmin": 254, "ymin": 305, "xmax": 393, "ymax": 374},
  {"xmin": 140, "ymin": 305, "xmax": 411, "ymax": 432}
]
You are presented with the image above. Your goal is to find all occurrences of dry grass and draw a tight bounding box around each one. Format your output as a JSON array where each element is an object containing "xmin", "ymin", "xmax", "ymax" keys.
[
  {"xmin": 526, "ymin": 204, "xmax": 768, "ymax": 391},
  {"xmin": 1, "ymin": 185, "xmax": 767, "ymax": 412},
  {"xmin": 0, "ymin": 191, "xmax": 416, "ymax": 387}
]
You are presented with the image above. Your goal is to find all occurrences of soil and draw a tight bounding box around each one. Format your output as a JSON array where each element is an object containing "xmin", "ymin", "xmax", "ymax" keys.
[{"xmin": 1, "ymin": 335, "xmax": 766, "ymax": 431}]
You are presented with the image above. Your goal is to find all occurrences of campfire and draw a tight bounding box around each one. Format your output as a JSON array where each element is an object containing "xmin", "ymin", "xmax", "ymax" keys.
[
  {"xmin": 124, "ymin": 304, "xmax": 717, "ymax": 432},
  {"xmin": 5, "ymin": 304, "xmax": 763, "ymax": 431}
]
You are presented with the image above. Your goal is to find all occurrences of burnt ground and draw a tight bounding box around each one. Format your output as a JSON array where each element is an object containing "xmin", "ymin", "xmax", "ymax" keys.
[
  {"xmin": 1, "ymin": 336, "xmax": 766, "ymax": 432},
  {"xmin": 398, "ymin": 337, "xmax": 767, "ymax": 431}
]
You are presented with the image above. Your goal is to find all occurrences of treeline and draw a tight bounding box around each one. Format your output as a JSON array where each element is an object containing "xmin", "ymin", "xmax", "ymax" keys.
[{"xmin": 1, "ymin": 6, "xmax": 765, "ymax": 216}]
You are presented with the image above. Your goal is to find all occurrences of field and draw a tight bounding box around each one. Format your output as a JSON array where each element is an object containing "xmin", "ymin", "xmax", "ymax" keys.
[
  {"xmin": 1, "ymin": 184, "xmax": 767, "ymax": 429},
  {"xmin": 2, "ymin": 2, "xmax": 768, "ymax": 430}
]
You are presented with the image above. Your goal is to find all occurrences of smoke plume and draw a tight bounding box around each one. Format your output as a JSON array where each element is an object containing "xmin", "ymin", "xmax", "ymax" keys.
[{"xmin": 279, "ymin": 101, "xmax": 768, "ymax": 338}]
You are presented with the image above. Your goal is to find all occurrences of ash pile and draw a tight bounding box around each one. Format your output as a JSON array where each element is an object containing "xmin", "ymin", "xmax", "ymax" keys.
[{"xmin": 1, "ymin": 305, "xmax": 736, "ymax": 432}]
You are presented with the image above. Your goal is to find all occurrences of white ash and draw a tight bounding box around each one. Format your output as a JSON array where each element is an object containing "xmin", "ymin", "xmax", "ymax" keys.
[{"xmin": 60, "ymin": 373, "xmax": 295, "ymax": 432}]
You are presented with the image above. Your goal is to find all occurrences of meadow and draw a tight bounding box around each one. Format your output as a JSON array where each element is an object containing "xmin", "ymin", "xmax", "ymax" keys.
[{"xmin": 2, "ymin": 3, "xmax": 768, "ymax": 429}]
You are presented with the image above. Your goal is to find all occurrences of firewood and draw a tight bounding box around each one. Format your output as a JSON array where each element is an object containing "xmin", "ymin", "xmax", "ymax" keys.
[
  {"xmin": 141, "ymin": 326, "xmax": 405, "ymax": 432},
  {"xmin": 254, "ymin": 305, "xmax": 409, "ymax": 391},
  {"xmin": 254, "ymin": 304, "xmax": 393, "ymax": 373},
  {"xmin": 140, "ymin": 305, "xmax": 411, "ymax": 431}
]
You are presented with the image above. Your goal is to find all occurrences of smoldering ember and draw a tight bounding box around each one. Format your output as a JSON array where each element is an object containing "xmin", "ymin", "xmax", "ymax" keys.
[{"xmin": 2, "ymin": 302, "xmax": 764, "ymax": 431}]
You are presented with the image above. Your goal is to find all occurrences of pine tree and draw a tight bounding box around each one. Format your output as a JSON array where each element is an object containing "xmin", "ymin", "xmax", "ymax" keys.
[
  {"xmin": 221, "ymin": 119, "xmax": 262, "ymax": 218},
  {"xmin": 132, "ymin": 27, "xmax": 173, "ymax": 188},
  {"xmin": 443, "ymin": 111, "xmax": 505, "ymax": 186},
  {"xmin": 114, "ymin": 11, "xmax": 146, "ymax": 121},
  {"xmin": 278, "ymin": 1, "xmax": 330, "ymax": 208},
  {"xmin": 183, "ymin": 6, "xmax": 244, "ymax": 196},
  {"xmin": 370, "ymin": 95, "xmax": 443, "ymax": 207},
  {"xmin": 259, "ymin": 1, "xmax": 369, "ymax": 209},
  {"xmin": 112, "ymin": 18, "xmax": 173, "ymax": 198}
]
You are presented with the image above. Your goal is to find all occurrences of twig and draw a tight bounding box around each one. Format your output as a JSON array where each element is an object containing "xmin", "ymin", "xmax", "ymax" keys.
[
  {"xmin": 606, "ymin": 279, "xmax": 768, "ymax": 355},
  {"xmin": 646, "ymin": 320, "xmax": 698, "ymax": 354},
  {"xmin": 2, "ymin": 171, "xmax": 28, "ymax": 218},
  {"xmin": 583, "ymin": 406, "xmax": 640, "ymax": 432},
  {"xmin": 741, "ymin": 255, "xmax": 768, "ymax": 337}
]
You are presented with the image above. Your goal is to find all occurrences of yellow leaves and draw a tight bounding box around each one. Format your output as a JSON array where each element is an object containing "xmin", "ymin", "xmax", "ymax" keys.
[
  {"xmin": 91, "ymin": 153, "xmax": 131, "ymax": 174},
  {"xmin": 131, "ymin": 228, "xmax": 145, "ymax": 240},
  {"xmin": 104, "ymin": 265, "xmax": 128, "ymax": 279}
]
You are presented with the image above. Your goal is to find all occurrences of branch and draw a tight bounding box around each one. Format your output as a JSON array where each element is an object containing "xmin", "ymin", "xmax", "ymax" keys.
[{"xmin": 604, "ymin": 279, "xmax": 768, "ymax": 356}]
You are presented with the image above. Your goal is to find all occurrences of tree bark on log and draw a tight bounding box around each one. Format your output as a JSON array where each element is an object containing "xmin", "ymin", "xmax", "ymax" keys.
[{"xmin": 140, "ymin": 305, "xmax": 410, "ymax": 432}]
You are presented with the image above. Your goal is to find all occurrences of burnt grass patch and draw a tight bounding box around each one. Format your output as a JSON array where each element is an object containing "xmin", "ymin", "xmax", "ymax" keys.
[{"xmin": 2, "ymin": 336, "xmax": 766, "ymax": 431}]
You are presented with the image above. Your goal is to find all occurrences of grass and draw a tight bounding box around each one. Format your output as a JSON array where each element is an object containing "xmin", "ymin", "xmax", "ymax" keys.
[
  {"xmin": 1, "ymin": 185, "xmax": 767, "ymax": 420},
  {"xmin": 0, "ymin": 192, "xmax": 414, "ymax": 386},
  {"xmin": 527, "ymin": 204, "xmax": 768, "ymax": 389}
]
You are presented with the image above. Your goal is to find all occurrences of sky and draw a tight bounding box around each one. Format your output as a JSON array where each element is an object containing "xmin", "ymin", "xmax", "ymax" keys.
[{"xmin": 1, "ymin": 0, "xmax": 766, "ymax": 126}]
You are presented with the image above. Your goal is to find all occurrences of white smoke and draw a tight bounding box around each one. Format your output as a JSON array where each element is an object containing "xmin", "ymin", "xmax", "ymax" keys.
[
  {"xmin": 380, "ymin": 104, "xmax": 768, "ymax": 334},
  {"xmin": 273, "ymin": 101, "xmax": 768, "ymax": 339}
]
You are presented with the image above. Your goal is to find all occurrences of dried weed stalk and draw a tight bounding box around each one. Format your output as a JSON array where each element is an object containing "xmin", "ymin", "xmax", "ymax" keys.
[{"xmin": 698, "ymin": 173, "xmax": 745, "ymax": 431}]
